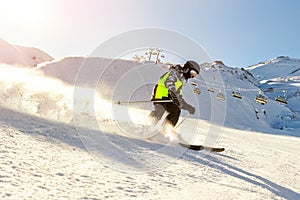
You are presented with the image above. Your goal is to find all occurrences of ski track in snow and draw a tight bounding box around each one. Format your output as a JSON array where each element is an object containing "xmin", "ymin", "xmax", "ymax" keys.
[{"xmin": 1, "ymin": 107, "xmax": 300, "ymax": 200}]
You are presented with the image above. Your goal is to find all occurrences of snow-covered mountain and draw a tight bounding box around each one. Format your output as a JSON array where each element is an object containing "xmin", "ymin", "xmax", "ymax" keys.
[
  {"xmin": 247, "ymin": 56, "xmax": 300, "ymax": 133},
  {"xmin": 0, "ymin": 38, "xmax": 53, "ymax": 67},
  {"xmin": 38, "ymin": 57, "xmax": 299, "ymax": 136}
]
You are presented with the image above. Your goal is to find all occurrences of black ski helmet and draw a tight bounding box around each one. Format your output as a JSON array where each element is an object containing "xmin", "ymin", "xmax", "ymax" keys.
[{"xmin": 183, "ymin": 60, "xmax": 200, "ymax": 74}]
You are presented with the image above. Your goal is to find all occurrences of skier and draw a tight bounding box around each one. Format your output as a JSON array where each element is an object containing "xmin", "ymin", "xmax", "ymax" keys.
[{"xmin": 149, "ymin": 60, "xmax": 200, "ymax": 128}]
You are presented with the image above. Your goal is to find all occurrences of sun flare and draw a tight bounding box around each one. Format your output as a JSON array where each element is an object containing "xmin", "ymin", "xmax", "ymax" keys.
[{"xmin": 0, "ymin": 0, "xmax": 46, "ymax": 25}]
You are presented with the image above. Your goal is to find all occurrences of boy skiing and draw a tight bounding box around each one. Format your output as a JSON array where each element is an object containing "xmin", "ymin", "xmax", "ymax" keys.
[{"xmin": 149, "ymin": 60, "xmax": 200, "ymax": 128}]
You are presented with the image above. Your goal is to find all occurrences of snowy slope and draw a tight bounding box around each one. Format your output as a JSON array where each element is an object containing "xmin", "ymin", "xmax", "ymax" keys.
[
  {"xmin": 0, "ymin": 38, "xmax": 53, "ymax": 67},
  {"xmin": 1, "ymin": 106, "xmax": 300, "ymax": 200},
  {"xmin": 1, "ymin": 49, "xmax": 300, "ymax": 199},
  {"xmin": 247, "ymin": 56, "xmax": 300, "ymax": 78},
  {"xmin": 247, "ymin": 56, "xmax": 300, "ymax": 133},
  {"xmin": 39, "ymin": 57, "xmax": 298, "ymax": 135}
]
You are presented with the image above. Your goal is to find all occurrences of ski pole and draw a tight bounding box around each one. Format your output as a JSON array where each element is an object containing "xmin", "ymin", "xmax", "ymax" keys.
[
  {"xmin": 174, "ymin": 113, "xmax": 190, "ymax": 130},
  {"xmin": 116, "ymin": 99, "xmax": 173, "ymax": 105}
]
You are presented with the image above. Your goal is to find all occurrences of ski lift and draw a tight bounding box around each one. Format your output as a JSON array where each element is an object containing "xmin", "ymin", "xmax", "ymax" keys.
[
  {"xmin": 190, "ymin": 81, "xmax": 198, "ymax": 87},
  {"xmin": 275, "ymin": 90, "xmax": 288, "ymax": 104},
  {"xmin": 255, "ymin": 90, "xmax": 268, "ymax": 105},
  {"xmin": 217, "ymin": 91, "xmax": 226, "ymax": 100},
  {"xmin": 207, "ymin": 88, "xmax": 215, "ymax": 93},
  {"xmin": 194, "ymin": 87, "xmax": 201, "ymax": 94},
  {"xmin": 232, "ymin": 91, "xmax": 242, "ymax": 99}
]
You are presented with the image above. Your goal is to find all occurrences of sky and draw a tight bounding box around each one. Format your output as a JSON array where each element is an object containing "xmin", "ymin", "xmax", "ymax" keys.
[{"xmin": 0, "ymin": 0, "xmax": 300, "ymax": 68}]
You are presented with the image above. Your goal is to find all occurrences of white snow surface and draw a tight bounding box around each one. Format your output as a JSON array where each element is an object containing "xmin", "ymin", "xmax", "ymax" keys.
[
  {"xmin": 247, "ymin": 56, "xmax": 300, "ymax": 133},
  {"xmin": 0, "ymin": 51, "xmax": 300, "ymax": 199},
  {"xmin": 1, "ymin": 108, "xmax": 299, "ymax": 200}
]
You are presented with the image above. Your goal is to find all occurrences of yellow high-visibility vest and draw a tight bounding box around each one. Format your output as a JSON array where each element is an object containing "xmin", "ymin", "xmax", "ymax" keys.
[{"xmin": 154, "ymin": 71, "xmax": 183, "ymax": 99}]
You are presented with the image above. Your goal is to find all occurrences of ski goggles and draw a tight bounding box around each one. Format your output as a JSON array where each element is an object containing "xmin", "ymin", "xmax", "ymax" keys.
[{"xmin": 190, "ymin": 69, "xmax": 199, "ymax": 78}]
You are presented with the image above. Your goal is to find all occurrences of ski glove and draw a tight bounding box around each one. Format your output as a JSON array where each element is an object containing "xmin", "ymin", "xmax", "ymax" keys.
[
  {"xmin": 169, "ymin": 91, "xmax": 182, "ymax": 107},
  {"xmin": 187, "ymin": 105, "xmax": 196, "ymax": 115},
  {"xmin": 182, "ymin": 103, "xmax": 196, "ymax": 115}
]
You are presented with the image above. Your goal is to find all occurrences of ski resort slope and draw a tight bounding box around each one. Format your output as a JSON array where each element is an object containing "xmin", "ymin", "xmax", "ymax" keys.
[
  {"xmin": 247, "ymin": 56, "xmax": 300, "ymax": 133},
  {"xmin": 39, "ymin": 56, "xmax": 300, "ymax": 136},
  {"xmin": 0, "ymin": 62, "xmax": 300, "ymax": 199},
  {"xmin": 1, "ymin": 107, "xmax": 299, "ymax": 200}
]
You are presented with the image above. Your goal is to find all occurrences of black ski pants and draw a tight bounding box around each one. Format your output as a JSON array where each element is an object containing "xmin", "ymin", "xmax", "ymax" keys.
[{"xmin": 149, "ymin": 102, "xmax": 181, "ymax": 127}]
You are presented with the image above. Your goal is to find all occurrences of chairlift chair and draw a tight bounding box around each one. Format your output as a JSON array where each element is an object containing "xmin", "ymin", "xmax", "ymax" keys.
[
  {"xmin": 275, "ymin": 97, "xmax": 288, "ymax": 104},
  {"xmin": 232, "ymin": 91, "xmax": 242, "ymax": 99},
  {"xmin": 255, "ymin": 89, "xmax": 268, "ymax": 105},
  {"xmin": 194, "ymin": 88, "xmax": 201, "ymax": 94},
  {"xmin": 255, "ymin": 94, "xmax": 268, "ymax": 105},
  {"xmin": 217, "ymin": 92, "xmax": 226, "ymax": 100},
  {"xmin": 275, "ymin": 90, "xmax": 288, "ymax": 104},
  {"xmin": 190, "ymin": 81, "xmax": 198, "ymax": 87},
  {"xmin": 207, "ymin": 88, "xmax": 215, "ymax": 93}
]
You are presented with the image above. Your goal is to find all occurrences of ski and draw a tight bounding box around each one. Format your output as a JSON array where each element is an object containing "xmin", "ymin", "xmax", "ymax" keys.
[{"xmin": 179, "ymin": 143, "xmax": 225, "ymax": 152}]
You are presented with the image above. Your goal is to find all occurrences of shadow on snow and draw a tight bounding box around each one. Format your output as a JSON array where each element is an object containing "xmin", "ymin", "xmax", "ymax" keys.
[{"xmin": 0, "ymin": 107, "xmax": 298, "ymax": 199}]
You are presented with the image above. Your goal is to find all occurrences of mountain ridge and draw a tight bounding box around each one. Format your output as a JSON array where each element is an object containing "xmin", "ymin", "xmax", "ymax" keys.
[{"xmin": 0, "ymin": 38, "xmax": 53, "ymax": 67}]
